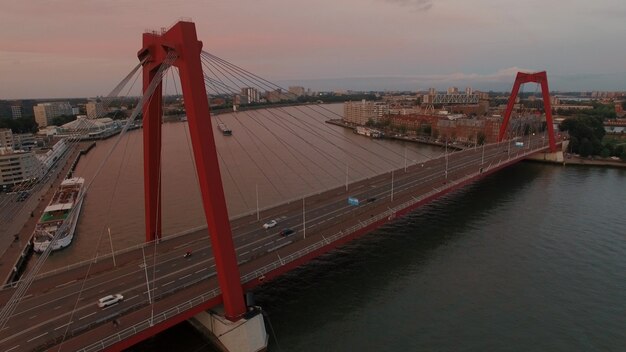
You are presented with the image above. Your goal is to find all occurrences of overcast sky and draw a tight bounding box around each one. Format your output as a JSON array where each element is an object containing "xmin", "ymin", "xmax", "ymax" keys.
[{"xmin": 1, "ymin": 0, "xmax": 625, "ymax": 99}]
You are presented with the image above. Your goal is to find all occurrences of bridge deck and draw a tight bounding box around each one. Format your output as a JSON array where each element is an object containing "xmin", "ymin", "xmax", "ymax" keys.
[{"xmin": 0, "ymin": 136, "xmax": 558, "ymax": 352}]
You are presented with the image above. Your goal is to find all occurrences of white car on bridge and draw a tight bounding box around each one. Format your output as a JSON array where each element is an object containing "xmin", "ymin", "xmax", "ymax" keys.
[
  {"xmin": 97, "ymin": 294, "xmax": 124, "ymax": 308},
  {"xmin": 263, "ymin": 219, "xmax": 277, "ymax": 229}
]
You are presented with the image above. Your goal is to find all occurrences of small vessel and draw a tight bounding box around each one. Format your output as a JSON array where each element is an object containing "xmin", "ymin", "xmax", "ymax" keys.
[
  {"xmin": 33, "ymin": 177, "xmax": 85, "ymax": 253},
  {"xmin": 355, "ymin": 126, "xmax": 383, "ymax": 138},
  {"xmin": 217, "ymin": 122, "xmax": 232, "ymax": 136}
]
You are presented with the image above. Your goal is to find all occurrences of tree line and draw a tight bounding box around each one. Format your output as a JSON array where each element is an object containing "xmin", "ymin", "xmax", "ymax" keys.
[{"xmin": 559, "ymin": 102, "xmax": 626, "ymax": 160}]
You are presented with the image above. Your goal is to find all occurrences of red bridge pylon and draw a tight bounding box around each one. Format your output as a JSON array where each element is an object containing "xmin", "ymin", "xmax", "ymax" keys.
[
  {"xmin": 138, "ymin": 21, "xmax": 246, "ymax": 320},
  {"xmin": 498, "ymin": 71, "xmax": 557, "ymax": 152}
]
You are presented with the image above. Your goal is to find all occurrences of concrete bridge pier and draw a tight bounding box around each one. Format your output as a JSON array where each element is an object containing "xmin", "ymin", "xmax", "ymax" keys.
[
  {"xmin": 189, "ymin": 306, "xmax": 268, "ymax": 352},
  {"xmin": 526, "ymin": 150, "xmax": 564, "ymax": 163},
  {"xmin": 526, "ymin": 140, "xmax": 566, "ymax": 163}
]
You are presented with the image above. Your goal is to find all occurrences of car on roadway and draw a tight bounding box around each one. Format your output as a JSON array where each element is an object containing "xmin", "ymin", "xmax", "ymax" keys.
[
  {"xmin": 17, "ymin": 191, "xmax": 29, "ymax": 202},
  {"xmin": 279, "ymin": 228, "xmax": 295, "ymax": 237},
  {"xmin": 97, "ymin": 294, "xmax": 124, "ymax": 308},
  {"xmin": 263, "ymin": 219, "xmax": 277, "ymax": 229},
  {"xmin": 367, "ymin": 197, "xmax": 377, "ymax": 202}
]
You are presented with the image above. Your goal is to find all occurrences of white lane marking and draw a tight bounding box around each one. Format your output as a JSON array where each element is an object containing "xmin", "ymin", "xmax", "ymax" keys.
[
  {"xmin": 54, "ymin": 305, "xmax": 62, "ymax": 310},
  {"xmin": 195, "ymin": 268, "xmax": 208, "ymax": 274},
  {"xmin": 126, "ymin": 295, "xmax": 138, "ymax": 301},
  {"xmin": 79, "ymin": 312, "xmax": 96, "ymax": 320},
  {"xmin": 99, "ymin": 289, "xmax": 105, "ymax": 293},
  {"xmin": 174, "ymin": 242, "xmax": 194, "ymax": 249},
  {"xmin": 5, "ymin": 345, "xmax": 20, "ymax": 352},
  {"xmin": 55, "ymin": 280, "xmax": 76, "ymax": 288},
  {"xmin": 179, "ymin": 274, "xmax": 192, "ymax": 280},
  {"xmin": 54, "ymin": 321, "xmax": 73, "ymax": 330},
  {"xmin": 210, "ymin": 264, "xmax": 216, "ymax": 268},
  {"xmin": 240, "ymin": 251, "xmax": 249, "ymax": 256},
  {"xmin": 22, "ymin": 294, "xmax": 32, "ymax": 299},
  {"xmin": 162, "ymin": 280, "xmax": 175, "ymax": 287},
  {"xmin": 27, "ymin": 332, "xmax": 47, "ymax": 342},
  {"xmin": 29, "ymin": 315, "xmax": 37, "ymax": 320},
  {"xmin": 252, "ymin": 245, "xmax": 262, "ymax": 251}
]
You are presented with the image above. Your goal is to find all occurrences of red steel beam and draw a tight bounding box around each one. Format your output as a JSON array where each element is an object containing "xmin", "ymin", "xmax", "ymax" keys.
[
  {"xmin": 138, "ymin": 21, "xmax": 246, "ymax": 320},
  {"xmin": 498, "ymin": 71, "xmax": 557, "ymax": 152},
  {"xmin": 141, "ymin": 61, "xmax": 163, "ymax": 242}
]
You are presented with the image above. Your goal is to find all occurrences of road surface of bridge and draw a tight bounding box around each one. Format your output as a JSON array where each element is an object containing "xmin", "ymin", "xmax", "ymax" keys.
[{"xmin": 0, "ymin": 134, "xmax": 559, "ymax": 351}]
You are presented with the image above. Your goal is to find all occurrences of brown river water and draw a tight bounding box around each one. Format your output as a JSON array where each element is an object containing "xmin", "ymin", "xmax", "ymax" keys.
[{"xmin": 40, "ymin": 104, "xmax": 442, "ymax": 270}]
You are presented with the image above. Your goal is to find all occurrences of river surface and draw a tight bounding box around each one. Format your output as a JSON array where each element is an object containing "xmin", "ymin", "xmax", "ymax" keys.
[
  {"xmin": 40, "ymin": 103, "xmax": 443, "ymax": 269},
  {"xmin": 128, "ymin": 121, "xmax": 626, "ymax": 349}
]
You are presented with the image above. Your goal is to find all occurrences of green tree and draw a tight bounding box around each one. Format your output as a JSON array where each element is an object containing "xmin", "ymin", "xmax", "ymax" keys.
[
  {"xmin": 51, "ymin": 115, "xmax": 76, "ymax": 126},
  {"xmin": 568, "ymin": 136, "xmax": 579, "ymax": 154},
  {"xmin": 0, "ymin": 117, "xmax": 38, "ymax": 133},
  {"xmin": 579, "ymin": 138, "xmax": 593, "ymax": 157},
  {"xmin": 477, "ymin": 132, "xmax": 486, "ymax": 145},
  {"xmin": 559, "ymin": 115, "xmax": 605, "ymax": 155},
  {"xmin": 600, "ymin": 148, "xmax": 610, "ymax": 158}
]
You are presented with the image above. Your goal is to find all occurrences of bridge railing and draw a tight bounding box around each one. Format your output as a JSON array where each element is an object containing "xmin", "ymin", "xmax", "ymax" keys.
[{"xmin": 76, "ymin": 141, "xmax": 552, "ymax": 352}]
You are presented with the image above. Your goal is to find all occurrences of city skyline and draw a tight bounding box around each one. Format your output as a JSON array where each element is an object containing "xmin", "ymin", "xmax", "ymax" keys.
[{"xmin": 1, "ymin": 0, "xmax": 626, "ymax": 99}]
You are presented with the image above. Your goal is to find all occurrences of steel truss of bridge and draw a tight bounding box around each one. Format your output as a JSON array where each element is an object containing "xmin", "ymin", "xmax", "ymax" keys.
[{"xmin": 432, "ymin": 93, "xmax": 480, "ymax": 105}]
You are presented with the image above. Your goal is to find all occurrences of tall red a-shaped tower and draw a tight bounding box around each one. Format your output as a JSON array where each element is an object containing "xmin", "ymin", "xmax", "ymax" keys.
[
  {"xmin": 138, "ymin": 21, "xmax": 246, "ymax": 320},
  {"xmin": 498, "ymin": 71, "xmax": 557, "ymax": 152}
]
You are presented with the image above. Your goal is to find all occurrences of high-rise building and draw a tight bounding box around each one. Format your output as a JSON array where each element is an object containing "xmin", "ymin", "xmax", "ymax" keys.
[
  {"xmin": 86, "ymin": 101, "xmax": 105, "ymax": 119},
  {"xmin": 12, "ymin": 133, "xmax": 36, "ymax": 151},
  {"xmin": 447, "ymin": 87, "xmax": 459, "ymax": 95},
  {"xmin": 343, "ymin": 100, "xmax": 389, "ymax": 125},
  {"xmin": 240, "ymin": 87, "xmax": 260, "ymax": 104},
  {"xmin": 288, "ymin": 86, "xmax": 306, "ymax": 97},
  {"xmin": 0, "ymin": 149, "xmax": 41, "ymax": 188},
  {"xmin": 266, "ymin": 89, "xmax": 284, "ymax": 103},
  {"xmin": 428, "ymin": 88, "xmax": 436, "ymax": 95},
  {"xmin": 465, "ymin": 87, "xmax": 473, "ymax": 95},
  {"xmin": 33, "ymin": 102, "xmax": 73, "ymax": 128},
  {"xmin": 0, "ymin": 129, "xmax": 13, "ymax": 149},
  {"xmin": 11, "ymin": 106, "xmax": 23, "ymax": 119}
]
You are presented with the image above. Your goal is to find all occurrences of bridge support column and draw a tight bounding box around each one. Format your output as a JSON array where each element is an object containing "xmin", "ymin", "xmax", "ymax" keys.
[
  {"xmin": 498, "ymin": 71, "xmax": 557, "ymax": 153},
  {"xmin": 189, "ymin": 307, "xmax": 268, "ymax": 352}
]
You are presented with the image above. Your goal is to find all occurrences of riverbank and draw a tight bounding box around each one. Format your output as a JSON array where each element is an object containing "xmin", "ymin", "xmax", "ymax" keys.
[
  {"xmin": 1, "ymin": 141, "xmax": 97, "ymax": 285},
  {"xmin": 325, "ymin": 119, "xmax": 464, "ymax": 150},
  {"xmin": 527, "ymin": 153, "xmax": 626, "ymax": 169}
]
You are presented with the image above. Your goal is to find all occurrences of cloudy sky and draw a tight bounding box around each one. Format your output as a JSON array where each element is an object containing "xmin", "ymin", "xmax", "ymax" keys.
[{"xmin": 1, "ymin": 0, "xmax": 625, "ymax": 99}]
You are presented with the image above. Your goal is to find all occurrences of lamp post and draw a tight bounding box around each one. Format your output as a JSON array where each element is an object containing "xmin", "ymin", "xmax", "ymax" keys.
[{"xmin": 302, "ymin": 197, "xmax": 306, "ymax": 239}]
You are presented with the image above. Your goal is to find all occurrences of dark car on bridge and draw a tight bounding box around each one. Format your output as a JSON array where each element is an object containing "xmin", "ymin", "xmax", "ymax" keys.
[{"xmin": 279, "ymin": 228, "xmax": 295, "ymax": 237}]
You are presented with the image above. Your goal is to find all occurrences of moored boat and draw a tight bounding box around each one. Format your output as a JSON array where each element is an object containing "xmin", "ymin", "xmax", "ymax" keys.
[
  {"xmin": 217, "ymin": 122, "xmax": 232, "ymax": 136},
  {"xmin": 33, "ymin": 177, "xmax": 85, "ymax": 253}
]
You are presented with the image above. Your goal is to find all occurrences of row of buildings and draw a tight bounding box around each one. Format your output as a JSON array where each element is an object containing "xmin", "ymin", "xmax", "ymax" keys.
[
  {"xmin": 343, "ymin": 99, "xmax": 505, "ymax": 144},
  {"xmin": 235, "ymin": 86, "xmax": 309, "ymax": 105},
  {"xmin": 33, "ymin": 101, "xmax": 105, "ymax": 127},
  {"xmin": 0, "ymin": 129, "xmax": 66, "ymax": 190}
]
